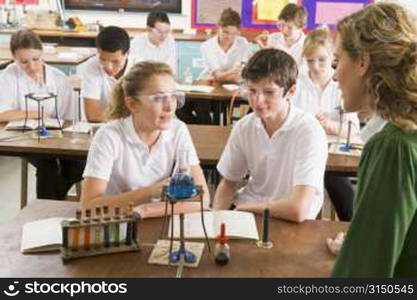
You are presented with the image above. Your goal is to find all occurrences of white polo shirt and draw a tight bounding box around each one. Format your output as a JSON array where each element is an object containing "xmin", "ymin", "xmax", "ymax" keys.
[
  {"xmin": 267, "ymin": 32, "xmax": 307, "ymax": 74},
  {"xmin": 360, "ymin": 115, "xmax": 387, "ymax": 143},
  {"xmin": 198, "ymin": 35, "xmax": 250, "ymax": 80},
  {"xmin": 130, "ymin": 33, "xmax": 177, "ymax": 74},
  {"xmin": 0, "ymin": 62, "xmax": 74, "ymax": 120},
  {"xmin": 292, "ymin": 73, "xmax": 360, "ymax": 131},
  {"xmin": 217, "ymin": 105, "xmax": 328, "ymax": 219},
  {"xmin": 78, "ymin": 56, "xmax": 133, "ymax": 107},
  {"xmin": 83, "ymin": 116, "xmax": 200, "ymax": 196}
]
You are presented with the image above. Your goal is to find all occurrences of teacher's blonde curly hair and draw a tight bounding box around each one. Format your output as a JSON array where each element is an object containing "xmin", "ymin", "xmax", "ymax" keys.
[{"xmin": 337, "ymin": 3, "xmax": 417, "ymax": 131}]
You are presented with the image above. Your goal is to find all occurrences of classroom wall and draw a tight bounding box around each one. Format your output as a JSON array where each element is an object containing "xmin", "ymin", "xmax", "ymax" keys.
[
  {"xmin": 10, "ymin": 0, "xmax": 417, "ymax": 31},
  {"xmin": 22, "ymin": 0, "xmax": 193, "ymax": 31}
]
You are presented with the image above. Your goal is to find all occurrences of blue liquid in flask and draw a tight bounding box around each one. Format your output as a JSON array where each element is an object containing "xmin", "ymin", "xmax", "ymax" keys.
[{"xmin": 168, "ymin": 173, "xmax": 196, "ymax": 199}]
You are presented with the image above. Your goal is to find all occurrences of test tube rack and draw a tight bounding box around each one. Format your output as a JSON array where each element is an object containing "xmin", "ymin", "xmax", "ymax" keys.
[{"xmin": 61, "ymin": 206, "xmax": 141, "ymax": 262}]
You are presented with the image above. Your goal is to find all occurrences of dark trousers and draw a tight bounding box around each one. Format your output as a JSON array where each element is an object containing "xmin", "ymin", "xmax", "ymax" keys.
[
  {"xmin": 27, "ymin": 157, "xmax": 86, "ymax": 200},
  {"xmin": 324, "ymin": 172, "xmax": 354, "ymax": 221},
  {"xmin": 176, "ymin": 102, "xmax": 213, "ymax": 125}
]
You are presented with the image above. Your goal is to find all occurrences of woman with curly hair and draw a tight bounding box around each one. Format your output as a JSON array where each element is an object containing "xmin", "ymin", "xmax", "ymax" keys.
[{"xmin": 330, "ymin": 3, "xmax": 417, "ymax": 277}]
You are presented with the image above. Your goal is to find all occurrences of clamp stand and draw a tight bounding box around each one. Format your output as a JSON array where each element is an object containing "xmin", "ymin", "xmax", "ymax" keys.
[
  {"xmin": 159, "ymin": 185, "xmax": 211, "ymax": 265},
  {"xmin": 24, "ymin": 92, "xmax": 63, "ymax": 142}
]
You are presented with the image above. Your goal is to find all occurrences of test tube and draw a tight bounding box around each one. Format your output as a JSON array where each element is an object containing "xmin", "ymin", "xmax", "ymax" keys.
[
  {"xmin": 71, "ymin": 209, "xmax": 82, "ymax": 251},
  {"xmin": 103, "ymin": 205, "xmax": 110, "ymax": 248},
  {"xmin": 62, "ymin": 224, "xmax": 68, "ymax": 250},
  {"xmin": 132, "ymin": 212, "xmax": 139, "ymax": 245},
  {"xmin": 113, "ymin": 206, "xmax": 121, "ymax": 247},
  {"xmin": 94, "ymin": 206, "xmax": 102, "ymax": 249},
  {"xmin": 125, "ymin": 202, "xmax": 133, "ymax": 246},
  {"xmin": 83, "ymin": 209, "xmax": 91, "ymax": 250},
  {"xmin": 256, "ymin": 204, "xmax": 273, "ymax": 249}
]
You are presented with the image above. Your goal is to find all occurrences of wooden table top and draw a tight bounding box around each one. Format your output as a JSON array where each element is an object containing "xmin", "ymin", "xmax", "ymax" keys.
[
  {"xmin": 326, "ymin": 154, "xmax": 360, "ymax": 174},
  {"xmin": 0, "ymin": 125, "xmax": 224, "ymax": 164},
  {"xmin": 186, "ymin": 85, "xmax": 242, "ymax": 102},
  {"xmin": 0, "ymin": 200, "xmax": 348, "ymax": 277},
  {"xmin": 0, "ymin": 44, "xmax": 96, "ymax": 65},
  {"xmin": 0, "ymin": 28, "xmax": 233, "ymax": 42},
  {"xmin": 0, "ymin": 125, "xmax": 359, "ymax": 172}
]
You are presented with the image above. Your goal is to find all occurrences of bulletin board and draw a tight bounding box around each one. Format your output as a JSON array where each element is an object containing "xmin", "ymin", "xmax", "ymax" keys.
[
  {"xmin": 241, "ymin": 0, "xmax": 292, "ymax": 30},
  {"xmin": 301, "ymin": 0, "xmax": 375, "ymax": 30},
  {"xmin": 192, "ymin": 0, "xmax": 295, "ymax": 30},
  {"xmin": 15, "ymin": 0, "xmax": 39, "ymax": 4},
  {"xmin": 0, "ymin": 0, "xmax": 39, "ymax": 3},
  {"xmin": 64, "ymin": 0, "xmax": 181, "ymax": 13},
  {"xmin": 191, "ymin": 0, "xmax": 374, "ymax": 31}
]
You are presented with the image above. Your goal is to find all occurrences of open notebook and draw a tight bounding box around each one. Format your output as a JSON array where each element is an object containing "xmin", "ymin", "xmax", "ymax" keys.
[
  {"xmin": 63, "ymin": 122, "xmax": 103, "ymax": 134},
  {"xmin": 6, "ymin": 119, "xmax": 62, "ymax": 130},
  {"xmin": 177, "ymin": 84, "xmax": 214, "ymax": 93},
  {"xmin": 20, "ymin": 217, "xmax": 66, "ymax": 254},
  {"xmin": 169, "ymin": 210, "xmax": 259, "ymax": 240}
]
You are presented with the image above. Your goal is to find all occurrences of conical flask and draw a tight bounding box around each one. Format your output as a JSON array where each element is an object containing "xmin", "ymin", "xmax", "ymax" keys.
[{"xmin": 168, "ymin": 148, "xmax": 196, "ymax": 199}]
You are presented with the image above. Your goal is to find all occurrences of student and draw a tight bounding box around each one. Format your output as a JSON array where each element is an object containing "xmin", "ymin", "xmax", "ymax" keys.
[
  {"xmin": 213, "ymin": 49, "xmax": 328, "ymax": 222},
  {"xmin": 293, "ymin": 27, "xmax": 360, "ymax": 136},
  {"xmin": 292, "ymin": 27, "xmax": 360, "ymax": 221},
  {"xmin": 255, "ymin": 3, "xmax": 307, "ymax": 73},
  {"xmin": 81, "ymin": 61, "xmax": 209, "ymax": 216},
  {"xmin": 0, "ymin": 29, "xmax": 83, "ymax": 200},
  {"xmin": 198, "ymin": 8, "xmax": 250, "ymax": 84},
  {"xmin": 130, "ymin": 10, "xmax": 177, "ymax": 74},
  {"xmin": 330, "ymin": 3, "xmax": 417, "ymax": 277},
  {"xmin": 79, "ymin": 26, "xmax": 131, "ymax": 122},
  {"xmin": 177, "ymin": 8, "xmax": 250, "ymax": 125}
]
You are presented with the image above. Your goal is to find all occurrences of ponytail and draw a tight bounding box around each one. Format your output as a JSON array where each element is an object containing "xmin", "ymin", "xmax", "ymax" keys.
[{"xmin": 107, "ymin": 78, "xmax": 131, "ymax": 120}]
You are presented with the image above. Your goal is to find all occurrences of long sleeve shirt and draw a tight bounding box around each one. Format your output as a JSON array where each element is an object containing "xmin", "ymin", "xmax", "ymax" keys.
[{"xmin": 332, "ymin": 123, "xmax": 417, "ymax": 277}]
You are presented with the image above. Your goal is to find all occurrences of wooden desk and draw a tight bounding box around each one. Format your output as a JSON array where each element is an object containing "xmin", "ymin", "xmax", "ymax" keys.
[
  {"xmin": 186, "ymin": 86, "xmax": 239, "ymax": 102},
  {"xmin": 0, "ymin": 200, "xmax": 348, "ymax": 277},
  {"xmin": 185, "ymin": 86, "xmax": 244, "ymax": 126},
  {"xmin": 0, "ymin": 125, "xmax": 360, "ymax": 208},
  {"xmin": 0, "ymin": 125, "xmax": 357, "ymax": 170},
  {"xmin": 326, "ymin": 154, "xmax": 360, "ymax": 174},
  {"xmin": 0, "ymin": 27, "xmax": 184, "ymax": 39},
  {"xmin": 188, "ymin": 125, "xmax": 230, "ymax": 165},
  {"xmin": 0, "ymin": 28, "xmax": 200, "ymax": 47},
  {"xmin": 0, "ymin": 125, "xmax": 223, "ymax": 163},
  {"xmin": 0, "ymin": 28, "xmax": 260, "ymax": 44},
  {"xmin": 0, "ymin": 44, "xmax": 96, "ymax": 66}
]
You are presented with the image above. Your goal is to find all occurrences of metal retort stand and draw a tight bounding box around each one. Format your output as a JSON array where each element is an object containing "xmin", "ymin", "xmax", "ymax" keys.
[{"xmin": 24, "ymin": 92, "xmax": 63, "ymax": 142}]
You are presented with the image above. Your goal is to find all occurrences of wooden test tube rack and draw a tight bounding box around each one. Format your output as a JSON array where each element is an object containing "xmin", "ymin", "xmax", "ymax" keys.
[{"xmin": 61, "ymin": 206, "xmax": 141, "ymax": 262}]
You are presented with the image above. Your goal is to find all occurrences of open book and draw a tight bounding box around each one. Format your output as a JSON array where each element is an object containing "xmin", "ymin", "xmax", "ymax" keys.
[
  {"xmin": 169, "ymin": 210, "xmax": 259, "ymax": 240},
  {"xmin": 20, "ymin": 217, "xmax": 66, "ymax": 254},
  {"xmin": 177, "ymin": 84, "xmax": 214, "ymax": 94},
  {"xmin": 6, "ymin": 119, "xmax": 62, "ymax": 130},
  {"xmin": 63, "ymin": 122, "xmax": 103, "ymax": 134}
]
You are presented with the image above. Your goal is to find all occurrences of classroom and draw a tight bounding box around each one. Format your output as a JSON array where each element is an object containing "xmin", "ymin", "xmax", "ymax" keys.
[{"xmin": 0, "ymin": 0, "xmax": 416, "ymax": 281}]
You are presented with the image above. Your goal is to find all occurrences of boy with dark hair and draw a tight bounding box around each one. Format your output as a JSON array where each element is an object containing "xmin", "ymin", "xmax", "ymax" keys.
[
  {"xmin": 255, "ymin": 3, "xmax": 308, "ymax": 72},
  {"xmin": 78, "ymin": 26, "xmax": 131, "ymax": 122},
  {"xmin": 147, "ymin": 10, "xmax": 170, "ymax": 27},
  {"xmin": 130, "ymin": 10, "xmax": 176, "ymax": 74},
  {"xmin": 213, "ymin": 49, "xmax": 327, "ymax": 222}
]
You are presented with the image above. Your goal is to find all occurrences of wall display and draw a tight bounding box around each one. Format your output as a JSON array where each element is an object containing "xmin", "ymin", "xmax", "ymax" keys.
[
  {"xmin": 301, "ymin": 0, "xmax": 374, "ymax": 30},
  {"xmin": 192, "ymin": 0, "xmax": 374, "ymax": 31},
  {"xmin": 64, "ymin": 0, "xmax": 181, "ymax": 13}
]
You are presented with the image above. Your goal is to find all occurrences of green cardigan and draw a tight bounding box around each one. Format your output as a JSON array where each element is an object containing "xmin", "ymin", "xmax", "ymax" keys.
[{"xmin": 332, "ymin": 123, "xmax": 417, "ymax": 277}]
